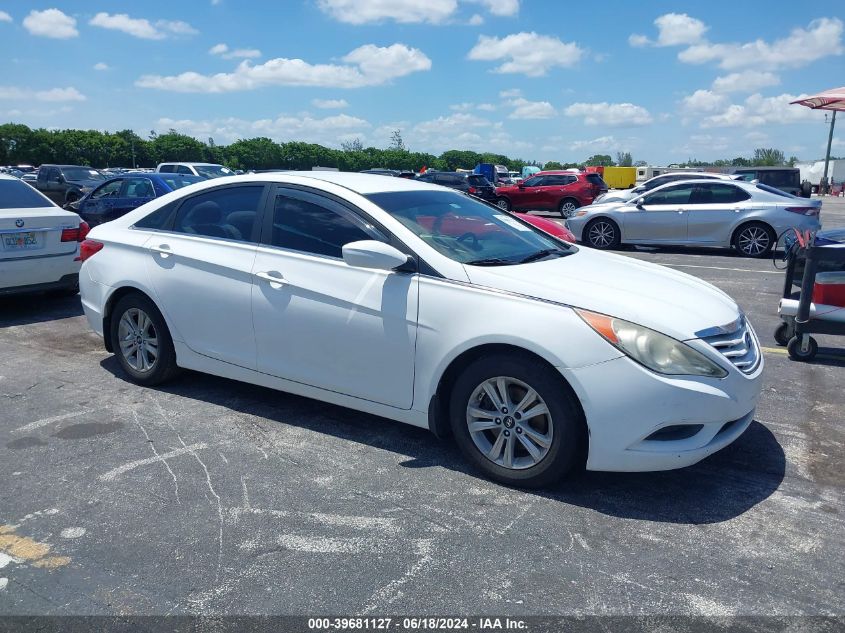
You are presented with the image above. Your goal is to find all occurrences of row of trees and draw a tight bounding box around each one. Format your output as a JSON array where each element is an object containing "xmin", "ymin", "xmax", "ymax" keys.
[{"xmin": 0, "ymin": 123, "xmax": 803, "ymax": 173}]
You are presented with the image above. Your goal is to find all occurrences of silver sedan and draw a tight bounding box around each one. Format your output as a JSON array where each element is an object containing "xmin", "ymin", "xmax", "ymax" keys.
[{"xmin": 566, "ymin": 180, "xmax": 821, "ymax": 257}]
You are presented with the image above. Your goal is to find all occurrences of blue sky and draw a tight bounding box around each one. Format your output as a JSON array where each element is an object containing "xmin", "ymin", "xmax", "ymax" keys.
[{"xmin": 1, "ymin": 1, "xmax": 842, "ymax": 165}]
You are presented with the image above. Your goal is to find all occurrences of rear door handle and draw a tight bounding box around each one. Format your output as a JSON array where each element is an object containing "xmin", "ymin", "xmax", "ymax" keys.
[
  {"xmin": 254, "ymin": 271, "xmax": 287, "ymax": 287},
  {"xmin": 150, "ymin": 244, "xmax": 171, "ymax": 258}
]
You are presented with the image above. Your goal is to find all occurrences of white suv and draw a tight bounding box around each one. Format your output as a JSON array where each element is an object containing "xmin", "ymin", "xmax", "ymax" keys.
[{"xmin": 155, "ymin": 162, "xmax": 235, "ymax": 179}]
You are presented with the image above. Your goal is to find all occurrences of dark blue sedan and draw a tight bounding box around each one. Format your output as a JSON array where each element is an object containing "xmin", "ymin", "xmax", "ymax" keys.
[{"xmin": 70, "ymin": 172, "xmax": 203, "ymax": 226}]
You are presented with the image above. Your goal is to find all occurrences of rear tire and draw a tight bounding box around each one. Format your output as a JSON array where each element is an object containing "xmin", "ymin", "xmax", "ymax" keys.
[
  {"xmin": 733, "ymin": 222, "xmax": 775, "ymax": 258},
  {"xmin": 495, "ymin": 197, "xmax": 511, "ymax": 211},
  {"xmin": 584, "ymin": 218, "xmax": 621, "ymax": 250},
  {"xmin": 558, "ymin": 198, "xmax": 579, "ymax": 218},
  {"xmin": 774, "ymin": 322, "xmax": 792, "ymax": 346},
  {"xmin": 448, "ymin": 354, "xmax": 584, "ymax": 488},
  {"xmin": 110, "ymin": 293, "xmax": 179, "ymax": 386}
]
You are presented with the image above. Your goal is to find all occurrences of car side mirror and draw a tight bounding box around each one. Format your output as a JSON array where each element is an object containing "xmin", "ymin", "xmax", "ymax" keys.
[
  {"xmin": 518, "ymin": 183, "xmax": 525, "ymax": 189},
  {"xmin": 635, "ymin": 199, "xmax": 644, "ymax": 208},
  {"xmin": 57, "ymin": 175, "xmax": 65, "ymax": 184},
  {"xmin": 342, "ymin": 240, "xmax": 413, "ymax": 272}
]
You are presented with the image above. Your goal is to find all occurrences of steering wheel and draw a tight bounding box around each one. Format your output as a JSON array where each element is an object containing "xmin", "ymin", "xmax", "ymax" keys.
[{"xmin": 456, "ymin": 232, "xmax": 481, "ymax": 251}]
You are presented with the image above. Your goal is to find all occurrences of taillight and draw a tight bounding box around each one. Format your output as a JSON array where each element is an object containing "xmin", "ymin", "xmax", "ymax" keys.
[
  {"xmin": 61, "ymin": 221, "xmax": 91, "ymax": 242},
  {"xmin": 77, "ymin": 239, "xmax": 104, "ymax": 262},
  {"xmin": 468, "ymin": 186, "xmax": 477, "ymax": 194},
  {"xmin": 785, "ymin": 206, "xmax": 820, "ymax": 217}
]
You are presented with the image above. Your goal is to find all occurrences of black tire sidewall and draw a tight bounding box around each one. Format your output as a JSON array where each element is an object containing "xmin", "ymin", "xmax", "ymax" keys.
[
  {"xmin": 110, "ymin": 293, "xmax": 177, "ymax": 385},
  {"xmin": 448, "ymin": 354, "xmax": 582, "ymax": 487}
]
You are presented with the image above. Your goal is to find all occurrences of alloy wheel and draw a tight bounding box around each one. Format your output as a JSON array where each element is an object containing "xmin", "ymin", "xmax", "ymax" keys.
[
  {"xmin": 737, "ymin": 226, "xmax": 771, "ymax": 256},
  {"xmin": 117, "ymin": 307, "xmax": 159, "ymax": 373},
  {"xmin": 496, "ymin": 198, "xmax": 510, "ymax": 211},
  {"xmin": 560, "ymin": 201, "xmax": 578, "ymax": 218},
  {"xmin": 466, "ymin": 376, "xmax": 554, "ymax": 470},
  {"xmin": 588, "ymin": 221, "xmax": 616, "ymax": 248}
]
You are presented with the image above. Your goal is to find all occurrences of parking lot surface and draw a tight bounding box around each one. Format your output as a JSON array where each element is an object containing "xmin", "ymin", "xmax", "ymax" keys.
[{"xmin": 1, "ymin": 198, "xmax": 843, "ymax": 616}]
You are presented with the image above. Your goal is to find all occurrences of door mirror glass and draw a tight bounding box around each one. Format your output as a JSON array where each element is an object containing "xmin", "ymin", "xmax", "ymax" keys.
[{"xmin": 342, "ymin": 240, "xmax": 410, "ymax": 271}]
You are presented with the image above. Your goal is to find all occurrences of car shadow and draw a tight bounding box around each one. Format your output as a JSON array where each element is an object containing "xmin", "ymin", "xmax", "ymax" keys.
[
  {"xmin": 99, "ymin": 357, "xmax": 785, "ymax": 526},
  {"xmin": 0, "ymin": 292, "xmax": 83, "ymax": 327}
]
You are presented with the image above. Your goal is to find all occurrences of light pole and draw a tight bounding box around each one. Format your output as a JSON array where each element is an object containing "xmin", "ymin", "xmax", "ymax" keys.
[{"xmin": 822, "ymin": 111, "xmax": 836, "ymax": 194}]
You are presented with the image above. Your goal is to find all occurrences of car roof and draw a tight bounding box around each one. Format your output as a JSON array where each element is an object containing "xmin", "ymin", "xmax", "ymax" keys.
[
  {"xmin": 171, "ymin": 171, "xmax": 445, "ymax": 195},
  {"xmin": 157, "ymin": 162, "xmax": 220, "ymax": 166}
]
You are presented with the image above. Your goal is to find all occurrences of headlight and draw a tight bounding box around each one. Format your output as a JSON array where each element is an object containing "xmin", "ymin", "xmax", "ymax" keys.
[{"xmin": 576, "ymin": 309, "xmax": 728, "ymax": 378}]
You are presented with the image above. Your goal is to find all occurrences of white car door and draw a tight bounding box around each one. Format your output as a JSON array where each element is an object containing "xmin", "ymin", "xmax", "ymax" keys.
[
  {"xmin": 686, "ymin": 183, "xmax": 753, "ymax": 244},
  {"xmin": 251, "ymin": 186, "xmax": 419, "ymax": 409},
  {"xmin": 623, "ymin": 183, "xmax": 695, "ymax": 242},
  {"xmin": 143, "ymin": 183, "xmax": 267, "ymax": 369}
]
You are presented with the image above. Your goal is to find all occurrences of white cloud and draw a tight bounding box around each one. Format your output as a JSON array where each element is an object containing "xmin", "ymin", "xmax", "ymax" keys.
[
  {"xmin": 0, "ymin": 11, "xmax": 12, "ymax": 23},
  {"xmin": 679, "ymin": 17, "xmax": 843, "ymax": 69},
  {"xmin": 93, "ymin": 62, "xmax": 110, "ymax": 71},
  {"xmin": 467, "ymin": 32, "xmax": 584, "ymax": 76},
  {"xmin": 406, "ymin": 112, "xmax": 532, "ymax": 155},
  {"xmin": 23, "ymin": 9, "xmax": 78, "ymax": 38},
  {"xmin": 508, "ymin": 97, "xmax": 555, "ymax": 119},
  {"xmin": 155, "ymin": 113, "xmax": 370, "ymax": 146},
  {"xmin": 450, "ymin": 102, "xmax": 496, "ymax": 111},
  {"xmin": 137, "ymin": 43, "xmax": 431, "ymax": 92},
  {"xmin": 681, "ymin": 89, "xmax": 729, "ymax": 113},
  {"xmin": 317, "ymin": 0, "xmax": 457, "ymax": 24},
  {"xmin": 711, "ymin": 71, "xmax": 780, "ymax": 94},
  {"xmin": 468, "ymin": 13, "xmax": 484, "ymax": 26},
  {"xmin": 700, "ymin": 93, "xmax": 824, "ymax": 128},
  {"xmin": 565, "ymin": 102, "xmax": 653, "ymax": 127},
  {"xmin": 629, "ymin": 13, "xmax": 707, "ymax": 48},
  {"xmin": 0, "ymin": 86, "xmax": 86, "ymax": 102},
  {"xmin": 312, "ymin": 98, "xmax": 349, "ymax": 109},
  {"xmin": 89, "ymin": 13, "xmax": 198, "ymax": 39},
  {"xmin": 569, "ymin": 136, "xmax": 618, "ymax": 152},
  {"xmin": 209, "ymin": 43, "xmax": 261, "ymax": 59},
  {"xmin": 499, "ymin": 88, "xmax": 521, "ymax": 98},
  {"xmin": 471, "ymin": 0, "xmax": 519, "ymax": 16}
]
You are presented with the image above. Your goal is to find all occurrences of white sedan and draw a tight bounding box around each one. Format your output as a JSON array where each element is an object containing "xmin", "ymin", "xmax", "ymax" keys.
[
  {"xmin": 79, "ymin": 172, "xmax": 763, "ymax": 487},
  {"xmin": 0, "ymin": 174, "xmax": 88, "ymax": 296}
]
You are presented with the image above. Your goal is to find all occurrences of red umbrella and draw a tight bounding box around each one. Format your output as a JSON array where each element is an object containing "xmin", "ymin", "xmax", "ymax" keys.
[{"xmin": 792, "ymin": 87, "xmax": 844, "ymax": 193}]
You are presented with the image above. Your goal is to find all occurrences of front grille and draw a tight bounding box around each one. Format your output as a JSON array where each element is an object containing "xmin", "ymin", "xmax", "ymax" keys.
[{"xmin": 700, "ymin": 316, "xmax": 760, "ymax": 375}]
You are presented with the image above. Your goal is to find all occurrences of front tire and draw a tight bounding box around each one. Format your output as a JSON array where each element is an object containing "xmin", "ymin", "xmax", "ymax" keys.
[
  {"xmin": 449, "ymin": 354, "xmax": 584, "ymax": 488},
  {"xmin": 733, "ymin": 222, "xmax": 775, "ymax": 258},
  {"xmin": 110, "ymin": 293, "xmax": 179, "ymax": 386},
  {"xmin": 584, "ymin": 218, "xmax": 621, "ymax": 250},
  {"xmin": 787, "ymin": 335, "xmax": 818, "ymax": 362}
]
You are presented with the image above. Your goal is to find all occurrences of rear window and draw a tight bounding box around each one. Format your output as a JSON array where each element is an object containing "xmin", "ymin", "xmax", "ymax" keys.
[
  {"xmin": 0, "ymin": 179, "xmax": 54, "ymax": 209},
  {"xmin": 586, "ymin": 174, "xmax": 607, "ymax": 187},
  {"xmin": 160, "ymin": 176, "xmax": 203, "ymax": 190},
  {"xmin": 467, "ymin": 175, "xmax": 491, "ymax": 187},
  {"xmin": 756, "ymin": 183, "xmax": 798, "ymax": 199}
]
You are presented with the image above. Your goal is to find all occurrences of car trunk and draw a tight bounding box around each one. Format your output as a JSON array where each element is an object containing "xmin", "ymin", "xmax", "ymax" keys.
[{"xmin": 0, "ymin": 207, "xmax": 81, "ymax": 261}]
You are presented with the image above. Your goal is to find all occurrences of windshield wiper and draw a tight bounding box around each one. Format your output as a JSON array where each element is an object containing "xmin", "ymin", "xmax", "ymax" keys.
[
  {"xmin": 464, "ymin": 257, "xmax": 515, "ymax": 266},
  {"xmin": 519, "ymin": 248, "xmax": 567, "ymax": 264}
]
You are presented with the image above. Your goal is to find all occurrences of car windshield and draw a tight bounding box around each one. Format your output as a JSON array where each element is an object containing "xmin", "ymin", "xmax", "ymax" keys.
[
  {"xmin": 366, "ymin": 190, "xmax": 573, "ymax": 266},
  {"xmin": 194, "ymin": 165, "xmax": 235, "ymax": 178},
  {"xmin": 161, "ymin": 175, "xmax": 204, "ymax": 190},
  {"xmin": 63, "ymin": 168, "xmax": 105, "ymax": 181},
  {"xmin": 0, "ymin": 179, "xmax": 53, "ymax": 208}
]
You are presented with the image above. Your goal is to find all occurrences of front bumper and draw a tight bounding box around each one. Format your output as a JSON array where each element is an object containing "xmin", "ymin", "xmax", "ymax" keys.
[{"xmin": 561, "ymin": 354, "xmax": 763, "ymax": 472}]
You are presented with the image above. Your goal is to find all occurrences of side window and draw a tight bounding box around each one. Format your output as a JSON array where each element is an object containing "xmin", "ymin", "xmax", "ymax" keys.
[
  {"xmin": 158, "ymin": 164, "xmax": 175, "ymax": 173},
  {"xmin": 48, "ymin": 167, "xmax": 61, "ymax": 182},
  {"xmin": 268, "ymin": 191, "xmax": 383, "ymax": 258},
  {"xmin": 92, "ymin": 180, "xmax": 123, "ymax": 199},
  {"xmin": 176, "ymin": 165, "xmax": 194, "ymax": 175},
  {"xmin": 522, "ymin": 176, "xmax": 544, "ymax": 187},
  {"xmin": 121, "ymin": 178, "xmax": 155, "ymax": 198},
  {"xmin": 644, "ymin": 184, "xmax": 695, "ymax": 206},
  {"xmin": 134, "ymin": 200, "xmax": 178, "ymax": 230},
  {"xmin": 172, "ymin": 186, "xmax": 263, "ymax": 242}
]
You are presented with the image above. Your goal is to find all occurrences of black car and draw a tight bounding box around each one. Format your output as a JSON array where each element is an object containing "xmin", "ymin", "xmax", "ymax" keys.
[
  {"xmin": 416, "ymin": 171, "xmax": 496, "ymax": 202},
  {"xmin": 34, "ymin": 164, "xmax": 107, "ymax": 206}
]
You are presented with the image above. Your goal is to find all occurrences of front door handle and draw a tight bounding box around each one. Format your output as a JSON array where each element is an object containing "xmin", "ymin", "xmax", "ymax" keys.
[
  {"xmin": 150, "ymin": 244, "xmax": 171, "ymax": 258},
  {"xmin": 677, "ymin": 208, "xmax": 685, "ymax": 213},
  {"xmin": 254, "ymin": 271, "xmax": 287, "ymax": 287}
]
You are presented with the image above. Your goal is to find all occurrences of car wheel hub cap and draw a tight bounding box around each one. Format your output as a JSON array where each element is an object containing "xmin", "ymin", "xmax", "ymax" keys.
[
  {"xmin": 117, "ymin": 307, "xmax": 159, "ymax": 373},
  {"xmin": 589, "ymin": 223, "xmax": 613, "ymax": 246},
  {"xmin": 466, "ymin": 376, "xmax": 553, "ymax": 470},
  {"xmin": 739, "ymin": 228, "xmax": 768, "ymax": 254}
]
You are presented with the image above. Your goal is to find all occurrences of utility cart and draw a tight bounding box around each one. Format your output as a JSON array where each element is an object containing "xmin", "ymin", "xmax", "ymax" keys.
[{"xmin": 776, "ymin": 230, "xmax": 845, "ymax": 361}]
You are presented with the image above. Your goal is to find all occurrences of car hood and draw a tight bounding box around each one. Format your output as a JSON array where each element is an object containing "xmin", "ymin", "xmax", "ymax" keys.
[
  {"xmin": 462, "ymin": 247, "xmax": 740, "ymax": 341},
  {"xmin": 595, "ymin": 190, "xmax": 637, "ymax": 204},
  {"xmin": 67, "ymin": 178, "xmax": 104, "ymax": 189}
]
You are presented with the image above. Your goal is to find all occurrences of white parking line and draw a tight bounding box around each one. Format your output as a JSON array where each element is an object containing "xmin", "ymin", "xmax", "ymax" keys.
[
  {"xmin": 14, "ymin": 410, "xmax": 91, "ymax": 434},
  {"xmin": 99, "ymin": 443, "xmax": 208, "ymax": 482},
  {"xmin": 662, "ymin": 263, "xmax": 773, "ymax": 274}
]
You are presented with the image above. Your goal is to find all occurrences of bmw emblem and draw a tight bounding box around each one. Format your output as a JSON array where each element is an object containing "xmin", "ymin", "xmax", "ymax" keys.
[{"xmin": 15, "ymin": 219, "xmax": 24, "ymax": 228}]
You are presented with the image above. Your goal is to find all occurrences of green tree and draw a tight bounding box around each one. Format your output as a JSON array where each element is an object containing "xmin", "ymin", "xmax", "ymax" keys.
[
  {"xmin": 585, "ymin": 154, "xmax": 614, "ymax": 167},
  {"xmin": 389, "ymin": 129, "xmax": 406, "ymax": 152},
  {"xmin": 616, "ymin": 151, "xmax": 633, "ymax": 167},
  {"xmin": 753, "ymin": 148, "xmax": 785, "ymax": 166},
  {"xmin": 543, "ymin": 161, "xmax": 564, "ymax": 170}
]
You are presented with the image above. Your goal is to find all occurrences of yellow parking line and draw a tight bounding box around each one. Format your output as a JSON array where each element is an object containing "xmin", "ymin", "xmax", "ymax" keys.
[{"xmin": 761, "ymin": 346, "xmax": 788, "ymax": 355}]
